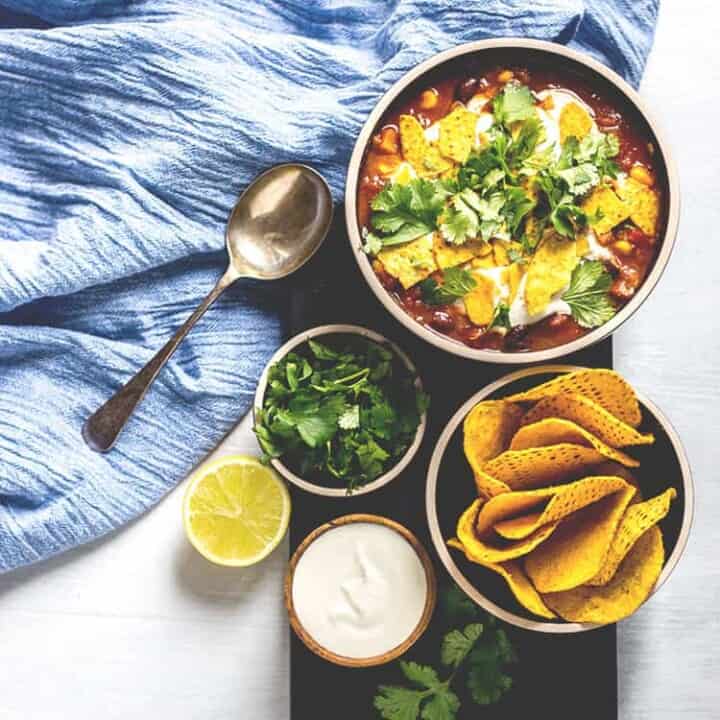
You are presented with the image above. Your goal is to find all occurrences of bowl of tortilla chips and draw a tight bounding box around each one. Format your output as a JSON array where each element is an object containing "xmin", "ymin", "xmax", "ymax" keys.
[{"xmin": 425, "ymin": 367, "xmax": 693, "ymax": 632}]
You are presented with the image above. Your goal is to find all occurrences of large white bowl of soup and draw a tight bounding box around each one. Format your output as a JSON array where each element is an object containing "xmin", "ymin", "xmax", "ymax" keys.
[{"xmin": 345, "ymin": 39, "xmax": 679, "ymax": 362}]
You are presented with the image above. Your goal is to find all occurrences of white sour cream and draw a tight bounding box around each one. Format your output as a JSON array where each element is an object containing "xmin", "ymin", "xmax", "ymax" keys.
[
  {"xmin": 473, "ymin": 265, "xmax": 511, "ymax": 302},
  {"xmin": 583, "ymin": 228, "xmax": 613, "ymax": 261},
  {"xmin": 535, "ymin": 89, "xmax": 597, "ymax": 160},
  {"xmin": 291, "ymin": 522, "xmax": 428, "ymax": 659}
]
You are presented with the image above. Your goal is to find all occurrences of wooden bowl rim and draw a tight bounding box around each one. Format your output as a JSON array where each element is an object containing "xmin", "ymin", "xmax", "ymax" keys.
[
  {"xmin": 285, "ymin": 513, "xmax": 437, "ymax": 667},
  {"xmin": 425, "ymin": 364, "xmax": 694, "ymax": 633}
]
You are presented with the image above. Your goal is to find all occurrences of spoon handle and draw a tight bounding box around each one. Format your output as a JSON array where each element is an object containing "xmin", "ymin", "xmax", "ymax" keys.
[{"xmin": 83, "ymin": 267, "xmax": 239, "ymax": 453}]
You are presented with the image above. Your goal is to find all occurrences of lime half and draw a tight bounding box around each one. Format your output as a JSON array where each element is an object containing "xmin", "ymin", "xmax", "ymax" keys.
[{"xmin": 183, "ymin": 454, "xmax": 291, "ymax": 566}]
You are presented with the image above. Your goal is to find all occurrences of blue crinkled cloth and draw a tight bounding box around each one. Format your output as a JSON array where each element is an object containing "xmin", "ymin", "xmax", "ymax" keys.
[{"xmin": 0, "ymin": 0, "xmax": 659, "ymax": 572}]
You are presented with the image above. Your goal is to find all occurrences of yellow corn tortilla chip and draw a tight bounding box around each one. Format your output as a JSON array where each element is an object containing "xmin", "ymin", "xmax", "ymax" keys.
[
  {"xmin": 471, "ymin": 253, "xmax": 497, "ymax": 269},
  {"xmin": 481, "ymin": 443, "xmax": 606, "ymax": 492},
  {"xmin": 510, "ymin": 418, "xmax": 639, "ymax": 468},
  {"xmin": 463, "ymin": 400, "xmax": 523, "ymax": 497},
  {"xmin": 378, "ymin": 233, "xmax": 437, "ymax": 289},
  {"xmin": 464, "ymin": 272, "xmax": 497, "ymax": 325},
  {"xmin": 448, "ymin": 538, "xmax": 556, "ymax": 619},
  {"xmin": 524, "ymin": 484, "xmax": 636, "ymax": 593},
  {"xmin": 399, "ymin": 114, "xmax": 454, "ymax": 177},
  {"xmin": 505, "ymin": 369, "xmax": 643, "ymax": 427},
  {"xmin": 592, "ymin": 461, "xmax": 641, "ymax": 496},
  {"xmin": 494, "ymin": 513, "xmax": 543, "ymax": 540},
  {"xmin": 559, "ymin": 101, "xmax": 594, "ymax": 144},
  {"xmin": 492, "ymin": 241, "xmax": 509, "ymax": 266},
  {"xmin": 588, "ymin": 487, "xmax": 676, "ymax": 586},
  {"xmin": 455, "ymin": 499, "xmax": 559, "ymax": 563},
  {"xmin": 520, "ymin": 392, "xmax": 653, "ymax": 447},
  {"xmin": 433, "ymin": 235, "xmax": 489, "ymax": 269},
  {"xmin": 524, "ymin": 234, "xmax": 578, "ymax": 317},
  {"xmin": 582, "ymin": 186, "xmax": 630, "ymax": 234},
  {"xmin": 543, "ymin": 524, "xmax": 664, "ymax": 623},
  {"xmin": 479, "ymin": 475, "xmax": 630, "ymax": 539},
  {"xmin": 438, "ymin": 106, "xmax": 477, "ymax": 163},
  {"xmin": 617, "ymin": 177, "xmax": 660, "ymax": 235},
  {"xmin": 464, "ymin": 401, "xmax": 524, "ymax": 472},
  {"xmin": 507, "ymin": 262, "xmax": 523, "ymax": 305}
]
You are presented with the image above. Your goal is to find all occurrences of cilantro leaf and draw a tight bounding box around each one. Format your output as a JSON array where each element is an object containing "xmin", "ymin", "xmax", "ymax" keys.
[
  {"xmin": 556, "ymin": 162, "xmax": 600, "ymax": 196},
  {"xmin": 374, "ymin": 686, "xmax": 425, "ymax": 720},
  {"xmin": 420, "ymin": 690, "xmax": 460, "ymax": 720},
  {"xmin": 401, "ymin": 661, "xmax": 443, "ymax": 690},
  {"xmin": 465, "ymin": 624, "xmax": 516, "ymax": 706},
  {"xmin": 456, "ymin": 146, "xmax": 503, "ymax": 190},
  {"xmin": 493, "ymin": 83, "xmax": 536, "ymax": 126},
  {"xmin": 338, "ymin": 404, "xmax": 360, "ymax": 430},
  {"xmin": 366, "ymin": 179, "xmax": 449, "ymax": 252},
  {"xmin": 441, "ymin": 623, "xmax": 484, "ymax": 668},
  {"xmin": 502, "ymin": 186, "xmax": 535, "ymax": 235},
  {"xmin": 440, "ymin": 193, "xmax": 479, "ymax": 244},
  {"xmin": 561, "ymin": 259, "xmax": 617, "ymax": 328},
  {"xmin": 440, "ymin": 585, "xmax": 479, "ymax": 624},
  {"xmin": 467, "ymin": 655, "xmax": 513, "ymax": 705},
  {"xmin": 488, "ymin": 302, "xmax": 511, "ymax": 330},
  {"xmin": 281, "ymin": 392, "xmax": 345, "ymax": 447},
  {"xmin": 507, "ymin": 116, "xmax": 545, "ymax": 169},
  {"xmin": 420, "ymin": 267, "xmax": 477, "ymax": 305}
]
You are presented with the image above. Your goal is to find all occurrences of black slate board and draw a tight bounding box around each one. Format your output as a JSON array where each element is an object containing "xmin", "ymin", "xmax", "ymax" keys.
[{"xmin": 283, "ymin": 216, "xmax": 617, "ymax": 720}]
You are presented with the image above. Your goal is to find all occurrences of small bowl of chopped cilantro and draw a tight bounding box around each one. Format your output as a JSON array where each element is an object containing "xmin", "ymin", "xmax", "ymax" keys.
[{"xmin": 253, "ymin": 325, "xmax": 428, "ymax": 496}]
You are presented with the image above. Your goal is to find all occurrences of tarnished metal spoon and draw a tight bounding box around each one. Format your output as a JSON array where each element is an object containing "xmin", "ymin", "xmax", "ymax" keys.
[{"xmin": 83, "ymin": 163, "xmax": 333, "ymax": 452}]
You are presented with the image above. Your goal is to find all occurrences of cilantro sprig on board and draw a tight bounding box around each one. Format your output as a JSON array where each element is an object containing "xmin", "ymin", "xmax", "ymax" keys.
[
  {"xmin": 254, "ymin": 337, "xmax": 428, "ymax": 493},
  {"xmin": 374, "ymin": 586, "xmax": 517, "ymax": 720}
]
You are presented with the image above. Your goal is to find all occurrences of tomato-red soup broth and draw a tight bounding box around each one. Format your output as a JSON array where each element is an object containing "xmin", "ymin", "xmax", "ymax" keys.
[{"xmin": 356, "ymin": 57, "xmax": 668, "ymax": 353}]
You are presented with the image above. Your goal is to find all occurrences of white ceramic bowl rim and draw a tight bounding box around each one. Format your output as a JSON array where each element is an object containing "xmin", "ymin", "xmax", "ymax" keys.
[
  {"xmin": 253, "ymin": 324, "xmax": 427, "ymax": 497},
  {"xmin": 425, "ymin": 364, "xmax": 694, "ymax": 633},
  {"xmin": 345, "ymin": 38, "xmax": 681, "ymax": 364}
]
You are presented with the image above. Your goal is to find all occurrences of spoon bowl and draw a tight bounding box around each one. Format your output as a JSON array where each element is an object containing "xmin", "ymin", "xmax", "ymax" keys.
[
  {"xmin": 83, "ymin": 163, "xmax": 333, "ymax": 452},
  {"xmin": 227, "ymin": 163, "xmax": 333, "ymax": 279}
]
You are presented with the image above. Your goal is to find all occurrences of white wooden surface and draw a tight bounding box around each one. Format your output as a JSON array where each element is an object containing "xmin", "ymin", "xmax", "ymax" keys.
[{"xmin": 1, "ymin": 4, "xmax": 718, "ymax": 718}]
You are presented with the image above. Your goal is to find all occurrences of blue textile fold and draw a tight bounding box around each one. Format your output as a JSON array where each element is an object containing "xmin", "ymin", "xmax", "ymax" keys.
[{"xmin": 0, "ymin": 0, "xmax": 659, "ymax": 572}]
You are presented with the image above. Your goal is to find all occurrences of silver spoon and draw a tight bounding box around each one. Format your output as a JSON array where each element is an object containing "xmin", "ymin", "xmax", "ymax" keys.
[{"xmin": 83, "ymin": 163, "xmax": 333, "ymax": 452}]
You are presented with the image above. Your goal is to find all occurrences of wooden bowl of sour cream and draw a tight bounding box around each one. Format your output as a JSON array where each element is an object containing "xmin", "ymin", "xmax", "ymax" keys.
[{"xmin": 285, "ymin": 514, "xmax": 437, "ymax": 667}]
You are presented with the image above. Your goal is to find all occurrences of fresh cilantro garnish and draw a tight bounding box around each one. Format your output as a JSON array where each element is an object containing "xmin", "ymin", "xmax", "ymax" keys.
[
  {"xmin": 556, "ymin": 162, "xmax": 600, "ymax": 196},
  {"xmin": 493, "ymin": 82, "xmax": 535, "ymax": 126},
  {"xmin": 440, "ymin": 192, "xmax": 480, "ymax": 245},
  {"xmin": 506, "ymin": 116, "xmax": 545, "ymax": 169},
  {"xmin": 361, "ymin": 82, "xmax": 622, "ymax": 263},
  {"xmin": 365, "ymin": 179, "xmax": 450, "ymax": 253},
  {"xmin": 562, "ymin": 259, "xmax": 617, "ymax": 328},
  {"xmin": 501, "ymin": 185, "xmax": 536, "ymax": 235},
  {"xmin": 466, "ymin": 625, "xmax": 517, "ymax": 705},
  {"xmin": 374, "ymin": 586, "xmax": 516, "ymax": 720},
  {"xmin": 254, "ymin": 338, "xmax": 427, "ymax": 493},
  {"xmin": 488, "ymin": 302, "xmax": 511, "ymax": 330},
  {"xmin": 535, "ymin": 170, "xmax": 590, "ymax": 238},
  {"xmin": 420, "ymin": 267, "xmax": 477, "ymax": 305},
  {"xmin": 338, "ymin": 404, "xmax": 360, "ymax": 430}
]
